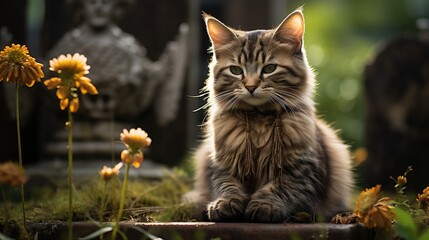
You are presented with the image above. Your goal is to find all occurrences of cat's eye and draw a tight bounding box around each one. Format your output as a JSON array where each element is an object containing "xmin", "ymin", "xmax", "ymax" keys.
[
  {"xmin": 229, "ymin": 66, "xmax": 243, "ymax": 75},
  {"xmin": 262, "ymin": 64, "xmax": 277, "ymax": 74}
]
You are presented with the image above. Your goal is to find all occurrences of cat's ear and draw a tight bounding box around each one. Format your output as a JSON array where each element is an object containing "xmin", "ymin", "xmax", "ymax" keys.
[
  {"xmin": 203, "ymin": 12, "xmax": 237, "ymax": 49},
  {"xmin": 273, "ymin": 8, "xmax": 305, "ymax": 51}
]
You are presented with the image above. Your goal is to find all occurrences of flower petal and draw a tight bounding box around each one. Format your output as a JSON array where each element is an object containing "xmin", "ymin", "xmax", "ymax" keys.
[
  {"xmin": 48, "ymin": 53, "xmax": 90, "ymax": 77},
  {"xmin": 6, "ymin": 67, "xmax": 14, "ymax": 81},
  {"xmin": 132, "ymin": 161, "xmax": 141, "ymax": 168},
  {"xmin": 13, "ymin": 65, "xmax": 19, "ymax": 78},
  {"xmin": 25, "ymin": 79, "xmax": 35, "ymax": 87},
  {"xmin": 44, "ymin": 77, "xmax": 62, "ymax": 90},
  {"xmin": 20, "ymin": 67, "xmax": 28, "ymax": 84},
  {"xmin": 120, "ymin": 128, "xmax": 152, "ymax": 151},
  {"xmin": 121, "ymin": 150, "xmax": 132, "ymax": 164},
  {"xmin": 27, "ymin": 64, "xmax": 43, "ymax": 82},
  {"xmin": 78, "ymin": 76, "xmax": 98, "ymax": 95},
  {"xmin": 56, "ymin": 86, "xmax": 69, "ymax": 99},
  {"xmin": 69, "ymin": 97, "xmax": 79, "ymax": 112},
  {"xmin": 60, "ymin": 98, "xmax": 69, "ymax": 110}
]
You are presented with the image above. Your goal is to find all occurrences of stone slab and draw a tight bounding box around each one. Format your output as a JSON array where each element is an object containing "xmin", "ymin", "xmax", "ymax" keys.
[{"xmin": 26, "ymin": 222, "xmax": 374, "ymax": 240}]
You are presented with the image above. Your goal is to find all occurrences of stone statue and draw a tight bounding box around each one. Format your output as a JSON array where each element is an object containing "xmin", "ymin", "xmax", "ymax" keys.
[{"xmin": 44, "ymin": 0, "xmax": 189, "ymax": 160}]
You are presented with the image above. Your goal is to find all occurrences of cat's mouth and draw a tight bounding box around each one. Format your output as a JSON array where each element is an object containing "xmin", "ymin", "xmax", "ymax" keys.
[{"xmin": 240, "ymin": 92, "xmax": 269, "ymax": 106}]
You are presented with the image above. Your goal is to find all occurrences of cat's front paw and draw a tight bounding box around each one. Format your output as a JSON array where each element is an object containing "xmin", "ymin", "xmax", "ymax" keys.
[
  {"xmin": 207, "ymin": 196, "xmax": 248, "ymax": 221},
  {"xmin": 244, "ymin": 199, "xmax": 287, "ymax": 223}
]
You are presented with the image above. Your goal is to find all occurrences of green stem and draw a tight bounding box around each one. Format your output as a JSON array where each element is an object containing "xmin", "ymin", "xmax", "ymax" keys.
[
  {"xmin": 67, "ymin": 108, "xmax": 74, "ymax": 240},
  {"xmin": 15, "ymin": 83, "xmax": 27, "ymax": 229},
  {"xmin": 99, "ymin": 180, "xmax": 108, "ymax": 223},
  {"xmin": 99, "ymin": 181, "xmax": 108, "ymax": 240},
  {"xmin": 1, "ymin": 185, "xmax": 9, "ymax": 221},
  {"xmin": 111, "ymin": 163, "xmax": 130, "ymax": 240}
]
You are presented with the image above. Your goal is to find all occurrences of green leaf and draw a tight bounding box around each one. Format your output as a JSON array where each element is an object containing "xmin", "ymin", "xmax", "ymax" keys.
[
  {"xmin": 118, "ymin": 230, "xmax": 128, "ymax": 240},
  {"xmin": 0, "ymin": 232, "xmax": 14, "ymax": 240},
  {"xmin": 127, "ymin": 225, "xmax": 163, "ymax": 240},
  {"xmin": 78, "ymin": 226, "xmax": 113, "ymax": 240},
  {"xmin": 418, "ymin": 229, "xmax": 429, "ymax": 240},
  {"xmin": 394, "ymin": 208, "xmax": 418, "ymax": 240}
]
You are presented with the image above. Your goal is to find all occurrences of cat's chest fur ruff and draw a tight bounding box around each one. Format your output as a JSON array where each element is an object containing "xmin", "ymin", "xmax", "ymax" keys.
[
  {"xmin": 211, "ymin": 110, "xmax": 315, "ymax": 189},
  {"xmin": 215, "ymin": 112, "xmax": 276, "ymax": 149}
]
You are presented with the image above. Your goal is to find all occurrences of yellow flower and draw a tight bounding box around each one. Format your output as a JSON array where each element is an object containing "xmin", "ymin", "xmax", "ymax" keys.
[
  {"xmin": 417, "ymin": 186, "xmax": 429, "ymax": 212},
  {"xmin": 361, "ymin": 197, "xmax": 395, "ymax": 229},
  {"xmin": 44, "ymin": 53, "xmax": 98, "ymax": 112},
  {"xmin": 397, "ymin": 175, "xmax": 407, "ymax": 186},
  {"xmin": 0, "ymin": 161, "xmax": 27, "ymax": 187},
  {"xmin": 355, "ymin": 185, "xmax": 381, "ymax": 215},
  {"xmin": 120, "ymin": 149, "xmax": 144, "ymax": 168},
  {"xmin": 354, "ymin": 185, "xmax": 394, "ymax": 229},
  {"xmin": 100, "ymin": 162, "xmax": 123, "ymax": 181},
  {"xmin": 49, "ymin": 53, "xmax": 89, "ymax": 77},
  {"xmin": 0, "ymin": 43, "xmax": 44, "ymax": 87},
  {"xmin": 120, "ymin": 128, "xmax": 152, "ymax": 152}
]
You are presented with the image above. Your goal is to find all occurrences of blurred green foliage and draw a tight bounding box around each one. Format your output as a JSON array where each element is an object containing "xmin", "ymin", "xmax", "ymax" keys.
[{"xmin": 287, "ymin": 0, "xmax": 429, "ymax": 149}]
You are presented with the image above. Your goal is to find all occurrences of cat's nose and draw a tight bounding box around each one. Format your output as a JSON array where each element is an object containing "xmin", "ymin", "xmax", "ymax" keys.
[{"xmin": 245, "ymin": 86, "xmax": 257, "ymax": 94}]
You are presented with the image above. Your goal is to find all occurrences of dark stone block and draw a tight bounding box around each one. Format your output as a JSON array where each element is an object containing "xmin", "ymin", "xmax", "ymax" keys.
[{"xmin": 25, "ymin": 222, "xmax": 374, "ymax": 240}]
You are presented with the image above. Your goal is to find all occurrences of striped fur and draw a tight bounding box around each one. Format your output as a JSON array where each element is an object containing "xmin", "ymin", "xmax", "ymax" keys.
[{"xmin": 185, "ymin": 9, "xmax": 353, "ymax": 222}]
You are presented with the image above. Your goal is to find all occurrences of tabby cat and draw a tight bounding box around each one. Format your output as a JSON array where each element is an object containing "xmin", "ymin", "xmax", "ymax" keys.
[{"xmin": 185, "ymin": 8, "xmax": 354, "ymax": 223}]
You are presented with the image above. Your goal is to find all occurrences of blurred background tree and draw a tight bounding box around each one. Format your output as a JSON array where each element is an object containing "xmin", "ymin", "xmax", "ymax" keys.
[
  {"xmin": 292, "ymin": 0, "xmax": 428, "ymax": 150},
  {"xmin": 293, "ymin": 0, "xmax": 429, "ymax": 190}
]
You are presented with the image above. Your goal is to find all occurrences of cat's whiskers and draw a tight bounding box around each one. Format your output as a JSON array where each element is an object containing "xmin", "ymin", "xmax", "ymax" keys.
[
  {"xmin": 193, "ymin": 102, "xmax": 212, "ymax": 113},
  {"xmin": 214, "ymin": 91, "xmax": 235, "ymax": 104},
  {"xmin": 223, "ymin": 95, "xmax": 240, "ymax": 112},
  {"xmin": 268, "ymin": 91, "xmax": 306, "ymax": 130},
  {"xmin": 214, "ymin": 90, "xmax": 240, "ymax": 113},
  {"xmin": 263, "ymin": 91, "xmax": 287, "ymax": 111},
  {"xmin": 189, "ymin": 92, "xmax": 209, "ymax": 98},
  {"xmin": 192, "ymin": 91, "xmax": 212, "ymax": 114},
  {"xmin": 268, "ymin": 93, "xmax": 295, "ymax": 115},
  {"xmin": 270, "ymin": 91, "xmax": 302, "ymax": 114},
  {"xmin": 275, "ymin": 88, "xmax": 309, "ymax": 105},
  {"xmin": 281, "ymin": 93, "xmax": 311, "ymax": 130}
]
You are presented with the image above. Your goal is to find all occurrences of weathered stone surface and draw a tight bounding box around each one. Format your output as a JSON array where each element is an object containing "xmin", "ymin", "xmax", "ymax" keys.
[{"xmin": 26, "ymin": 222, "xmax": 373, "ymax": 240}]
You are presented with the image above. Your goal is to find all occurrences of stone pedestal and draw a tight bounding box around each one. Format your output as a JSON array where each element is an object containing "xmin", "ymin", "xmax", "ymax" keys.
[{"xmin": 362, "ymin": 35, "xmax": 429, "ymax": 191}]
